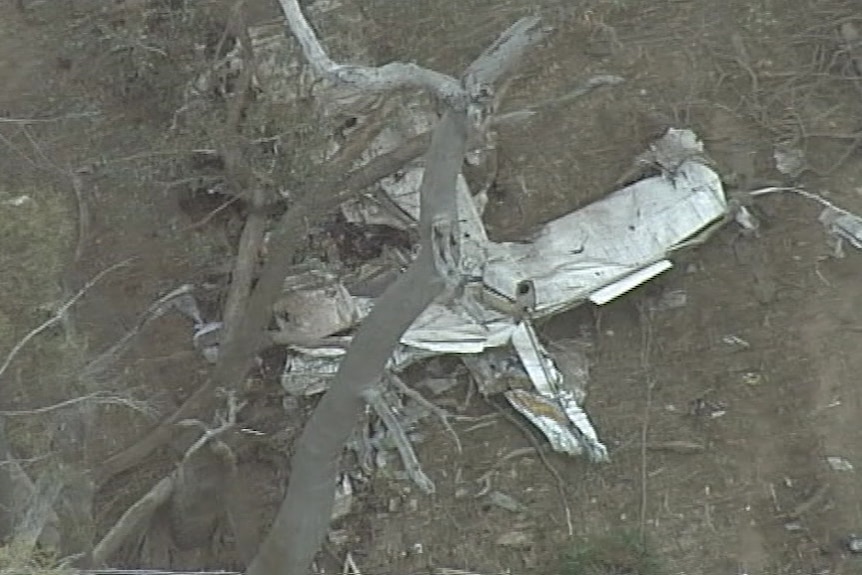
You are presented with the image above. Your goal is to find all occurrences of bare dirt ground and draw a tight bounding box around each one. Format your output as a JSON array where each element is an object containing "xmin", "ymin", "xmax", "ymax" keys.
[{"xmin": 3, "ymin": 0, "xmax": 862, "ymax": 574}]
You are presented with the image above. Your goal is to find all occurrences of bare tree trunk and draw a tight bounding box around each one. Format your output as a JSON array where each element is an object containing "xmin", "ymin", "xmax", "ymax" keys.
[
  {"xmin": 242, "ymin": 4, "xmax": 546, "ymax": 573},
  {"xmin": 246, "ymin": 111, "xmax": 467, "ymax": 575}
]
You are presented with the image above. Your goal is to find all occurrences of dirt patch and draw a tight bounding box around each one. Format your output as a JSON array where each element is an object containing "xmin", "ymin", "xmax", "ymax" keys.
[{"xmin": 3, "ymin": 0, "xmax": 862, "ymax": 573}]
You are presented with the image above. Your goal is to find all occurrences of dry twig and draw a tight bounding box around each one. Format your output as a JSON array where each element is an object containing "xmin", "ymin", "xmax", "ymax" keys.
[
  {"xmin": 0, "ymin": 259, "xmax": 131, "ymax": 383},
  {"xmin": 637, "ymin": 301, "xmax": 656, "ymax": 546},
  {"xmin": 216, "ymin": 5, "xmax": 268, "ymax": 349},
  {"xmin": 90, "ymin": 394, "xmax": 242, "ymax": 567},
  {"xmin": 387, "ymin": 372, "xmax": 463, "ymax": 454},
  {"xmin": 480, "ymin": 395, "xmax": 573, "ymax": 537},
  {"xmin": 0, "ymin": 391, "xmax": 155, "ymax": 419}
]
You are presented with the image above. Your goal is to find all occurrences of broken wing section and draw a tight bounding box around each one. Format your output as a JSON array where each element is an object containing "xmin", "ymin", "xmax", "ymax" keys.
[{"xmin": 482, "ymin": 160, "xmax": 727, "ymax": 317}]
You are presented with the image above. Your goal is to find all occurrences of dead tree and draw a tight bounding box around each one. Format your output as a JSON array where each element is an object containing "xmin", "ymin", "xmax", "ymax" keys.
[{"xmin": 244, "ymin": 3, "xmax": 548, "ymax": 575}]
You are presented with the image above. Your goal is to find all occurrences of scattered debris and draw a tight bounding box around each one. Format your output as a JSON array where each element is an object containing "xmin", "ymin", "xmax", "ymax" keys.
[
  {"xmin": 331, "ymin": 474, "xmax": 354, "ymax": 522},
  {"xmin": 274, "ymin": 128, "xmax": 728, "ymax": 474},
  {"xmin": 2, "ymin": 194, "xmax": 33, "ymax": 207},
  {"xmin": 634, "ymin": 127, "xmax": 712, "ymax": 173},
  {"xmin": 734, "ymin": 204, "xmax": 761, "ymax": 235},
  {"xmin": 159, "ymin": 124, "xmax": 862, "ymax": 495},
  {"xmin": 722, "ymin": 335, "xmax": 751, "ymax": 349},
  {"xmin": 282, "ymin": 347, "xmax": 347, "ymax": 396},
  {"xmin": 846, "ymin": 534, "xmax": 862, "ymax": 554},
  {"xmin": 826, "ymin": 456, "xmax": 854, "ymax": 472},
  {"xmin": 691, "ymin": 398, "xmax": 726, "ymax": 419},
  {"xmin": 741, "ymin": 371, "xmax": 763, "ymax": 386},
  {"xmin": 819, "ymin": 206, "xmax": 862, "ymax": 258},
  {"xmin": 783, "ymin": 521, "xmax": 803, "ymax": 532},
  {"xmin": 192, "ymin": 322, "xmax": 222, "ymax": 364}
]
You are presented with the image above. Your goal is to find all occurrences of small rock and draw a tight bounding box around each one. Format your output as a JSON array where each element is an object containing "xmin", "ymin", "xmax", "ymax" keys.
[{"xmin": 487, "ymin": 490, "xmax": 524, "ymax": 513}]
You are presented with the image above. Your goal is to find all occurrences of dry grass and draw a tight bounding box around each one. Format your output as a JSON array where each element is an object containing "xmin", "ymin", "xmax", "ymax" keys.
[
  {"xmin": 560, "ymin": 529, "xmax": 661, "ymax": 575},
  {"xmin": 0, "ymin": 539, "xmax": 73, "ymax": 575},
  {"xmin": 0, "ymin": 185, "xmax": 73, "ymax": 345}
]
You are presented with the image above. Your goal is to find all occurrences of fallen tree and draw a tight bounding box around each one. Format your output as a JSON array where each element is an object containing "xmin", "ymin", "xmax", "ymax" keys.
[{"xmin": 245, "ymin": 3, "xmax": 548, "ymax": 575}]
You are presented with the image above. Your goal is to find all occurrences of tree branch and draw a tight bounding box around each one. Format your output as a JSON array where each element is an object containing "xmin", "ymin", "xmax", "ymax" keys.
[
  {"xmin": 462, "ymin": 16, "xmax": 547, "ymax": 91},
  {"xmin": 276, "ymin": 0, "xmax": 464, "ymax": 105}
]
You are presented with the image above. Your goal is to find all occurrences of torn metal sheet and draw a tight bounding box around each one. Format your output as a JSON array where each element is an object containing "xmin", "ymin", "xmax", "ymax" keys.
[
  {"xmin": 482, "ymin": 157, "xmax": 727, "ymax": 317},
  {"xmin": 505, "ymin": 388, "xmax": 582, "ymax": 455},
  {"xmin": 820, "ymin": 206, "xmax": 862, "ymax": 256},
  {"xmin": 636, "ymin": 127, "xmax": 711, "ymax": 172},
  {"xmin": 510, "ymin": 322, "xmax": 607, "ymax": 461},
  {"xmin": 827, "ymin": 456, "xmax": 854, "ymax": 472},
  {"xmin": 193, "ymin": 322, "xmax": 222, "ymax": 364},
  {"xmin": 462, "ymin": 349, "xmax": 532, "ymax": 396},
  {"xmin": 331, "ymin": 474, "xmax": 354, "ymax": 522},
  {"xmin": 275, "ymin": 269, "xmax": 361, "ymax": 340},
  {"xmin": 282, "ymin": 347, "xmax": 344, "ymax": 396}
]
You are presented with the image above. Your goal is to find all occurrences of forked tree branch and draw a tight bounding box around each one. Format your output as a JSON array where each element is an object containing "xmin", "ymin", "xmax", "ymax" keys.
[{"xmin": 276, "ymin": 0, "xmax": 465, "ymax": 106}]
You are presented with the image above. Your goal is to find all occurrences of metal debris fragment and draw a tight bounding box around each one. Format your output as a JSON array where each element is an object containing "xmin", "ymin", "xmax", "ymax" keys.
[
  {"xmin": 505, "ymin": 388, "xmax": 582, "ymax": 456},
  {"xmin": 192, "ymin": 322, "xmax": 222, "ymax": 364},
  {"xmin": 722, "ymin": 335, "xmax": 751, "ymax": 349},
  {"xmin": 275, "ymin": 268, "xmax": 361, "ymax": 340},
  {"xmin": 819, "ymin": 207, "xmax": 862, "ymax": 257},
  {"xmin": 331, "ymin": 474, "xmax": 354, "ymax": 522},
  {"xmin": 636, "ymin": 127, "xmax": 711, "ymax": 173},
  {"xmin": 281, "ymin": 348, "xmax": 343, "ymax": 396},
  {"xmin": 826, "ymin": 456, "xmax": 854, "ymax": 472}
]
